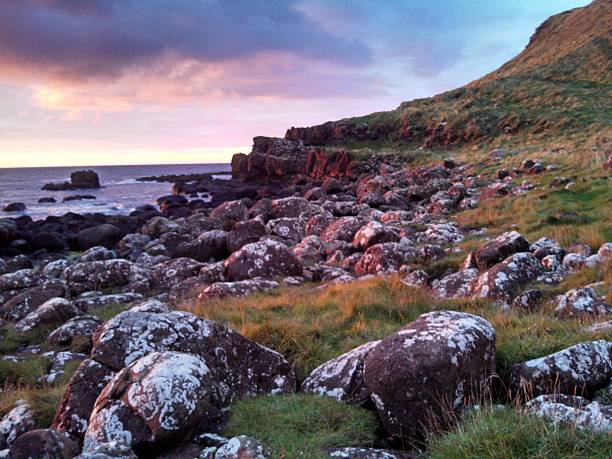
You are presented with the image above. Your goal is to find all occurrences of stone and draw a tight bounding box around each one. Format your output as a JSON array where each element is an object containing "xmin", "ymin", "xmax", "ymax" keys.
[
  {"xmin": 0, "ymin": 269, "xmax": 41, "ymax": 291},
  {"xmin": 15, "ymin": 298, "xmax": 81, "ymax": 333},
  {"xmin": 509, "ymin": 340, "xmax": 612, "ymax": 398},
  {"xmin": 474, "ymin": 231, "xmax": 529, "ymax": 270},
  {"xmin": 364, "ymin": 311, "xmax": 496, "ymax": 440},
  {"xmin": 597, "ymin": 242, "xmax": 612, "ymax": 260},
  {"xmin": 224, "ymin": 239, "xmax": 302, "ymax": 281},
  {"xmin": 0, "ymin": 219, "xmax": 17, "ymax": 244},
  {"xmin": 422, "ymin": 223, "xmax": 464, "ymax": 244},
  {"xmin": 0, "ymin": 400, "xmax": 36, "ymax": 450},
  {"xmin": 78, "ymin": 224, "xmax": 123, "ymax": 250},
  {"xmin": 215, "ymin": 435, "xmax": 269, "ymax": 459},
  {"xmin": 328, "ymin": 448, "xmax": 406, "ymax": 459},
  {"xmin": 354, "ymin": 241, "xmax": 417, "ymax": 276},
  {"xmin": 266, "ymin": 217, "xmax": 306, "ymax": 241},
  {"xmin": 83, "ymin": 352, "xmax": 223, "ymax": 453},
  {"xmin": 227, "ymin": 220, "xmax": 267, "ymax": 253},
  {"xmin": 75, "ymin": 441, "xmax": 138, "ymax": 458},
  {"xmin": 525, "ymin": 394, "xmax": 611, "ymax": 432},
  {"xmin": 151, "ymin": 257, "xmax": 203, "ymax": 290},
  {"xmin": 199, "ymin": 279, "xmax": 279, "ymax": 300},
  {"xmin": 471, "ymin": 253, "xmax": 543, "ymax": 305},
  {"xmin": 0, "ymin": 279, "xmax": 66, "ymax": 321},
  {"xmin": 80, "ymin": 246, "xmax": 117, "ymax": 263},
  {"xmin": 511, "ymin": 289, "xmax": 543, "ymax": 311},
  {"xmin": 431, "ymin": 269, "xmax": 478, "ymax": 299},
  {"xmin": 292, "ymin": 235, "xmax": 324, "ymax": 266},
  {"xmin": 63, "ymin": 260, "xmax": 152, "ymax": 296},
  {"xmin": 45, "ymin": 351, "xmax": 88, "ymax": 384},
  {"xmin": 2, "ymin": 202, "xmax": 26, "ymax": 212},
  {"xmin": 554, "ymin": 287, "xmax": 612, "ymax": 319},
  {"xmin": 71, "ymin": 170, "xmax": 101, "ymax": 188},
  {"xmin": 352, "ymin": 221, "xmax": 400, "ymax": 250},
  {"xmin": 74, "ymin": 293, "xmax": 144, "ymax": 312},
  {"xmin": 53, "ymin": 360, "xmax": 116, "ymax": 439},
  {"xmin": 47, "ymin": 315, "xmax": 102, "ymax": 347},
  {"xmin": 8, "ymin": 429, "xmax": 80, "ymax": 459},
  {"xmin": 140, "ymin": 217, "xmax": 181, "ymax": 239},
  {"xmin": 401, "ymin": 270, "xmax": 430, "ymax": 288},
  {"xmin": 209, "ymin": 200, "xmax": 249, "ymax": 230},
  {"xmin": 271, "ymin": 196, "xmax": 321, "ymax": 219},
  {"xmin": 175, "ymin": 230, "xmax": 229, "ymax": 262},
  {"xmin": 301, "ymin": 340, "xmax": 379, "ymax": 404},
  {"xmin": 320, "ymin": 217, "xmax": 362, "ymax": 243},
  {"xmin": 42, "ymin": 259, "xmax": 71, "ymax": 279},
  {"xmin": 568, "ymin": 243, "xmax": 593, "ymax": 257},
  {"xmin": 562, "ymin": 252, "xmax": 587, "ymax": 270}
]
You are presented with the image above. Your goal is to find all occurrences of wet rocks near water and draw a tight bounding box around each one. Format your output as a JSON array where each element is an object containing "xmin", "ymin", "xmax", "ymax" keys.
[
  {"xmin": 43, "ymin": 170, "xmax": 101, "ymax": 191},
  {"xmin": 2, "ymin": 202, "xmax": 26, "ymax": 212}
]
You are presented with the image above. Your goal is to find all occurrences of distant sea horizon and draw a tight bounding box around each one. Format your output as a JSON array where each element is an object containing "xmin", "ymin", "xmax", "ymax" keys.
[{"xmin": 0, "ymin": 163, "xmax": 232, "ymax": 220}]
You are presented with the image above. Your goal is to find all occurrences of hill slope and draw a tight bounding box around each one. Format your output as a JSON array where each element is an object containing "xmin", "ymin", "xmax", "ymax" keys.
[{"xmin": 285, "ymin": 0, "xmax": 612, "ymax": 153}]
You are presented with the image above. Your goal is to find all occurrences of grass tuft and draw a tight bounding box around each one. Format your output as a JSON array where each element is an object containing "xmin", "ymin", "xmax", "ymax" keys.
[{"xmin": 223, "ymin": 394, "xmax": 379, "ymax": 459}]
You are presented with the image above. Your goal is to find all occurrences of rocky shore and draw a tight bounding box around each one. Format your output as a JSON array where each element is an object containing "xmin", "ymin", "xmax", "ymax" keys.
[{"xmin": 0, "ymin": 135, "xmax": 610, "ymax": 458}]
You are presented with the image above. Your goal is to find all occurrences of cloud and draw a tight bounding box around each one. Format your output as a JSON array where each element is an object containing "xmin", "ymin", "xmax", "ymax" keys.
[{"xmin": 0, "ymin": 0, "xmax": 372, "ymax": 82}]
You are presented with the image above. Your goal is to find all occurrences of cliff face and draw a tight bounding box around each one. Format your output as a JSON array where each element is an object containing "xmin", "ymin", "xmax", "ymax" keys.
[
  {"xmin": 231, "ymin": 136, "xmax": 356, "ymax": 181},
  {"xmin": 283, "ymin": 0, "xmax": 611, "ymax": 150}
]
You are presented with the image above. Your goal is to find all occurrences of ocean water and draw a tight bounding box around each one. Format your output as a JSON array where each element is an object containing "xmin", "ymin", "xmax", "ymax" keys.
[{"xmin": 0, "ymin": 163, "xmax": 231, "ymax": 220}]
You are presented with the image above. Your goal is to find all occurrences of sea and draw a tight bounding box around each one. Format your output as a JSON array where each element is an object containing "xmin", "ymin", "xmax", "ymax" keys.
[{"xmin": 0, "ymin": 163, "xmax": 232, "ymax": 220}]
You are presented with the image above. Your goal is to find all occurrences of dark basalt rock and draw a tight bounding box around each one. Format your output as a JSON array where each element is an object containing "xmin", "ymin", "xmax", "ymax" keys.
[
  {"xmin": 3, "ymin": 202, "xmax": 26, "ymax": 212},
  {"xmin": 8, "ymin": 428, "xmax": 80, "ymax": 459},
  {"xmin": 364, "ymin": 311, "xmax": 496, "ymax": 441},
  {"xmin": 474, "ymin": 231, "xmax": 529, "ymax": 270},
  {"xmin": 43, "ymin": 170, "xmax": 101, "ymax": 191}
]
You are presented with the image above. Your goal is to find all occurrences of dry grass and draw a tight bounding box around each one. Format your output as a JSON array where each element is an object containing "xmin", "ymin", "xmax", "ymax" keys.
[{"xmin": 181, "ymin": 270, "xmax": 611, "ymax": 384}]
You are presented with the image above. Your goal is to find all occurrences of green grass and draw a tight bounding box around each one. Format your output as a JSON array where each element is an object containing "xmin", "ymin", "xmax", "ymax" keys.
[
  {"xmin": 223, "ymin": 394, "xmax": 379, "ymax": 459},
  {"xmin": 0, "ymin": 357, "xmax": 48, "ymax": 385},
  {"xmin": 428, "ymin": 407, "xmax": 612, "ymax": 459},
  {"xmin": 0, "ymin": 384, "xmax": 66, "ymax": 427},
  {"xmin": 90, "ymin": 301, "xmax": 134, "ymax": 321}
]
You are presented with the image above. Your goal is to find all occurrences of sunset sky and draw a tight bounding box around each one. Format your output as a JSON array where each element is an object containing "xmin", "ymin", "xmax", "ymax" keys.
[{"xmin": 0, "ymin": 0, "xmax": 590, "ymax": 168}]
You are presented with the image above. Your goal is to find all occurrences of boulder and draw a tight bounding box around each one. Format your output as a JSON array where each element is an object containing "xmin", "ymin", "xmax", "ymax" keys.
[
  {"xmin": 199, "ymin": 279, "xmax": 279, "ymax": 300},
  {"xmin": 525, "ymin": 394, "xmax": 611, "ymax": 432},
  {"xmin": 140, "ymin": 217, "xmax": 181, "ymax": 239},
  {"xmin": 555, "ymin": 287, "xmax": 612, "ymax": 319},
  {"xmin": 63, "ymin": 260, "xmax": 152, "ymax": 296},
  {"xmin": 271, "ymin": 196, "xmax": 321, "ymax": 219},
  {"xmin": 352, "ymin": 221, "xmax": 400, "ymax": 250},
  {"xmin": 80, "ymin": 246, "xmax": 117, "ymax": 263},
  {"xmin": 510, "ymin": 289, "xmax": 543, "ymax": 311},
  {"xmin": 42, "ymin": 259, "xmax": 71, "ymax": 279},
  {"xmin": 83, "ymin": 352, "xmax": 223, "ymax": 453},
  {"xmin": 354, "ymin": 241, "xmax": 417, "ymax": 276},
  {"xmin": 320, "ymin": 217, "xmax": 362, "ymax": 243},
  {"xmin": 8, "ymin": 429, "xmax": 79, "ymax": 459},
  {"xmin": 401, "ymin": 269, "xmax": 430, "ymax": 288},
  {"xmin": 74, "ymin": 292, "xmax": 143, "ymax": 312},
  {"xmin": 2, "ymin": 202, "xmax": 26, "ymax": 212},
  {"xmin": 301, "ymin": 340, "xmax": 379, "ymax": 404},
  {"xmin": 292, "ymin": 235, "xmax": 324, "ymax": 266},
  {"xmin": 214, "ymin": 435, "xmax": 269, "ymax": 459},
  {"xmin": 15, "ymin": 297, "xmax": 81, "ymax": 333},
  {"xmin": 47, "ymin": 315, "xmax": 102, "ymax": 348},
  {"xmin": 266, "ymin": 217, "xmax": 306, "ymax": 241},
  {"xmin": 328, "ymin": 448, "xmax": 406, "ymax": 459},
  {"xmin": 175, "ymin": 230, "xmax": 229, "ymax": 262},
  {"xmin": 224, "ymin": 239, "xmax": 302, "ymax": 281},
  {"xmin": 151, "ymin": 257, "xmax": 203, "ymax": 290},
  {"xmin": 509, "ymin": 340, "xmax": 612, "ymax": 398},
  {"xmin": 0, "ymin": 279, "xmax": 66, "ymax": 321},
  {"xmin": 471, "ymin": 253, "xmax": 543, "ymax": 305},
  {"xmin": 597, "ymin": 242, "xmax": 612, "ymax": 260},
  {"xmin": 31, "ymin": 232, "xmax": 65, "ymax": 251},
  {"xmin": 431, "ymin": 269, "xmax": 478, "ymax": 299},
  {"xmin": 474, "ymin": 231, "xmax": 529, "ymax": 270},
  {"xmin": 562, "ymin": 252, "xmax": 587, "ymax": 270},
  {"xmin": 0, "ymin": 400, "xmax": 36, "ymax": 450},
  {"xmin": 71, "ymin": 170, "xmax": 101, "ymax": 188},
  {"xmin": 364, "ymin": 311, "xmax": 496, "ymax": 440},
  {"xmin": 227, "ymin": 220, "xmax": 267, "ymax": 253},
  {"xmin": 422, "ymin": 223, "xmax": 464, "ymax": 244},
  {"xmin": 210, "ymin": 200, "xmax": 248, "ymax": 230},
  {"xmin": 45, "ymin": 351, "xmax": 88, "ymax": 384},
  {"xmin": 0, "ymin": 219, "xmax": 17, "ymax": 244},
  {"xmin": 53, "ymin": 359, "xmax": 117, "ymax": 439},
  {"xmin": 77, "ymin": 224, "xmax": 123, "ymax": 250},
  {"xmin": 0, "ymin": 269, "xmax": 41, "ymax": 291}
]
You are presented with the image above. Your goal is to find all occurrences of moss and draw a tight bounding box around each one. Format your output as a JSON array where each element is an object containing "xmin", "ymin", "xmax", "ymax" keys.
[
  {"xmin": 223, "ymin": 394, "xmax": 379, "ymax": 459},
  {"xmin": 428, "ymin": 407, "xmax": 612, "ymax": 459}
]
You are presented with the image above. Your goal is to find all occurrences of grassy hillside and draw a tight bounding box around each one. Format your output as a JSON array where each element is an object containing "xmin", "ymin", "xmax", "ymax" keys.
[{"xmin": 286, "ymin": 1, "xmax": 612, "ymax": 155}]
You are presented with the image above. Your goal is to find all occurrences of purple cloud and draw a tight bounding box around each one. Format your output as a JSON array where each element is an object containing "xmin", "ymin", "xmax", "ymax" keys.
[{"xmin": 0, "ymin": 0, "xmax": 372, "ymax": 80}]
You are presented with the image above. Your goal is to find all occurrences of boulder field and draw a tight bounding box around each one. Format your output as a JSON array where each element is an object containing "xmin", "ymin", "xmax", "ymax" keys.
[{"xmin": 0, "ymin": 145, "xmax": 611, "ymax": 457}]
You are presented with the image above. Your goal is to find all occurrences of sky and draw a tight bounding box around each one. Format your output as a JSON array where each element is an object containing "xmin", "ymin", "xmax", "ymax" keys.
[{"xmin": 0, "ymin": 0, "xmax": 591, "ymax": 168}]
